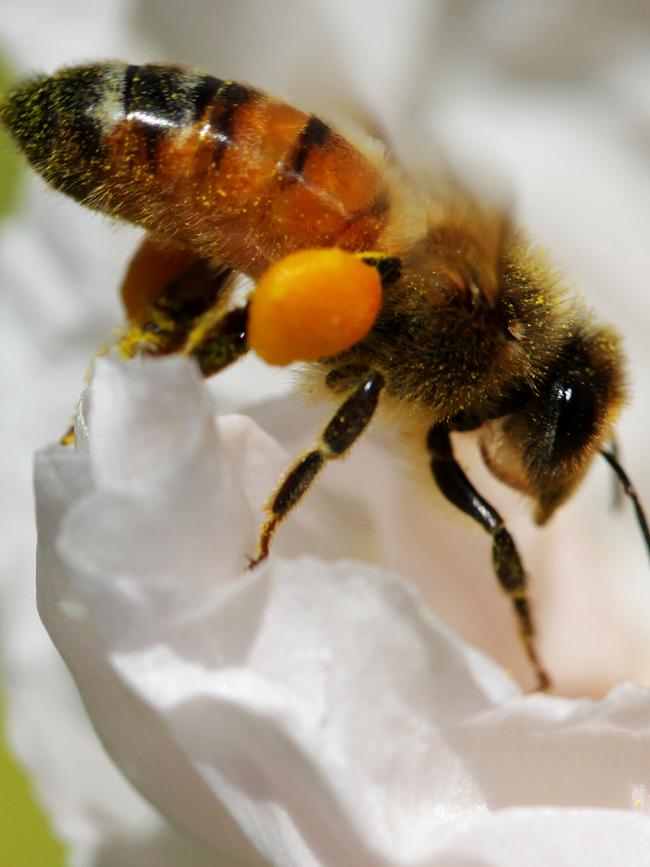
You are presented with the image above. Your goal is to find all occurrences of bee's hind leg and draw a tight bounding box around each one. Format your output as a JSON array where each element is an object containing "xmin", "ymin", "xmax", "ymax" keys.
[
  {"xmin": 249, "ymin": 368, "xmax": 385, "ymax": 567},
  {"xmin": 118, "ymin": 241, "xmax": 249, "ymax": 375},
  {"xmin": 182, "ymin": 305, "xmax": 249, "ymax": 377},
  {"xmin": 60, "ymin": 245, "xmax": 249, "ymax": 445},
  {"xmin": 426, "ymin": 424, "xmax": 551, "ymax": 692}
]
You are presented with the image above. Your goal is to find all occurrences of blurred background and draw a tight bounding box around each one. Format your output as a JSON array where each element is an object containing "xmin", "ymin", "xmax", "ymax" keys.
[{"xmin": 0, "ymin": 1, "xmax": 649, "ymax": 864}]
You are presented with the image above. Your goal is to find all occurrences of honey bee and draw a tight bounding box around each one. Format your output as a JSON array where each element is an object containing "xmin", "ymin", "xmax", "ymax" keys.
[{"xmin": 2, "ymin": 62, "xmax": 648, "ymax": 690}]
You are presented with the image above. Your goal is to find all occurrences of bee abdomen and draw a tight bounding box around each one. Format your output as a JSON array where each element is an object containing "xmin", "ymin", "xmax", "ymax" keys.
[
  {"xmin": 120, "ymin": 64, "xmax": 199, "ymax": 162},
  {"xmin": 1, "ymin": 65, "xmax": 112, "ymax": 200},
  {"xmin": 0, "ymin": 63, "xmax": 196, "ymax": 196},
  {"xmin": 2, "ymin": 62, "xmax": 390, "ymax": 273}
]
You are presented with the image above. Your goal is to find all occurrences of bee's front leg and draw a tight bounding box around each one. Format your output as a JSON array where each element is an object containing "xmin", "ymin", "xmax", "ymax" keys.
[
  {"xmin": 250, "ymin": 369, "xmax": 385, "ymax": 567},
  {"xmin": 427, "ymin": 424, "xmax": 551, "ymax": 692}
]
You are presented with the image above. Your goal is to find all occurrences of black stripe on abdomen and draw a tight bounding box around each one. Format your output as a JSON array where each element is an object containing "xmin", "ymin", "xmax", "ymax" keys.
[
  {"xmin": 206, "ymin": 81, "xmax": 255, "ymax": 167},
  {"xmin": 50, "ymin": 66, "xmax": 108, "ymax": 199},
  {"xmin": 289, "ymin": 116, "xmax": 331, "ymax": 179},
  {"xmin": 51, "ymin": 66, "xmax": 107, "ymax": 164},
  {"xmin": 189, "ymin": 74, "xmax": 226, "ymax": 121},
  {"xmin": 123, "ymin": 65, "xmax": 190, "ymax": 164}
]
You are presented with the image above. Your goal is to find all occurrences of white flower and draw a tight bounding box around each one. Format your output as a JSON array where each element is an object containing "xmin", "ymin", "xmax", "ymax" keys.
[
  {"xmin": 1, "ymin": 0, "xmax": 649, "ymax": 864},
  {"xmin": 35, "ymin": 355, "xmax": 650, "ymax": 866}
]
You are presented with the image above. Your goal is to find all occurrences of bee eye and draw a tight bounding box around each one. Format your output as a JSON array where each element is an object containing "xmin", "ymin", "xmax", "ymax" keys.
[{"xmin": 549, "ymin": 378, "xmax": 597, "ymax": 464}]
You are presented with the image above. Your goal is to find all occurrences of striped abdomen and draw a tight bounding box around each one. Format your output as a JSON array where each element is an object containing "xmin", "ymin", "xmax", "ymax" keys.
[{"xmin": 2, "ymin": 62, "xmax": 390, "ymax": 274}]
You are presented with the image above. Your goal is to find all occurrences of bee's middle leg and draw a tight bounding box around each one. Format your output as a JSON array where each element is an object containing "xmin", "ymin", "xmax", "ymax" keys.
[
  {"xmin": 426, "ymin": 424, "xmax": 550, "ymax": 691},
  {"xmin": 250, "ymin": 369, "xmax": 385, "ymax": 567}
]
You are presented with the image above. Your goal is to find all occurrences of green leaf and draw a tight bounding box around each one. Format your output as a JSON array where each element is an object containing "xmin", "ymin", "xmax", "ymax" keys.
[
  {"xmin": 0, "ymin": 52, "xmax": 25, "ymax": 220},
  {"xmin": 0, "ymin": 688, "xmax": 67, "ymax": 867}
]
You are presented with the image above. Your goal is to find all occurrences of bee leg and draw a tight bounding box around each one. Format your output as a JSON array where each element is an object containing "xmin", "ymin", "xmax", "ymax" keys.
[
  {"xmin": 61, "ymin": 255, "xmax": 247, "ymax": 446},
  {"xmin": 250, "ymin": 369, "xmax": 385, "ymax": 567},
  {"xmin": 182, "ymin": 305, "xmax": 249, "ymax": 377},
  {"xmin": 118, "ymin": 247, "xmax": 240, "ymax": 361},
  {"xmin": 427, "ymin": 424, "xmax": 551, "ymax": 692},
  {"xmin": 120, "ymin": 257, "xmax": 251, "ymax": 378}
]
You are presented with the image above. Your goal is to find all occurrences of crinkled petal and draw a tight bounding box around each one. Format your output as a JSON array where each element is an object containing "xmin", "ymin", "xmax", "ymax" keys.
[
  {"xmin": 428, "ymin": 808, "xmax": 650, "ymax": 867},
  {"xmin": 35, "ymin": 357, "xmax": 650, "ymax": 866}
]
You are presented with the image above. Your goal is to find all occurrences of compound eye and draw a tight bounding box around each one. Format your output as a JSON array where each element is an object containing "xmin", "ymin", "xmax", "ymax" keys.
[{"xmin": 549, "ymin": 378, "xmax": 598, "ymax": 465}]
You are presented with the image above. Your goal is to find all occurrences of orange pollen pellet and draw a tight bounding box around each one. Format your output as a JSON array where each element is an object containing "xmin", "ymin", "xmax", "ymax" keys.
[{"xmin": 247, "ymin": 248, "xmax": 383, "ymax": 365}]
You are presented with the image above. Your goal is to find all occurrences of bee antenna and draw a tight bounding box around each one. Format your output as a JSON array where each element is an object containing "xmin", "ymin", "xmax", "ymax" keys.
[{"xmin": 600, "ymin": 447, "xmax": 650, "ymax": 562}]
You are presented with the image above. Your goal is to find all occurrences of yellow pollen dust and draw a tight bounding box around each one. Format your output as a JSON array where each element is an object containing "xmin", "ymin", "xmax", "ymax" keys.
[{"xmin": 247, "ymin": 248, "xmax": 383, "ymax": 366}]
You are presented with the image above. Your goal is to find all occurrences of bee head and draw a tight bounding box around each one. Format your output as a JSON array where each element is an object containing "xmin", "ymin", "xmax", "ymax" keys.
[{"xmin": 479, "ymin": 323, "xmax": 627, "ymax": 523}]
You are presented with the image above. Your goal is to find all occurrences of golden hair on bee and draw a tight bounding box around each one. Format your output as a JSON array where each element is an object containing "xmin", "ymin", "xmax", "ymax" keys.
[{"xmin": 2, "ymin": 61, "xmax": 647, "ymax": 692}]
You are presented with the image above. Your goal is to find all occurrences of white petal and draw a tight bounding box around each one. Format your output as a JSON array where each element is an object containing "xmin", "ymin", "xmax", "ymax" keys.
[
  {"xmin": 35, "ymin": 357, "xmax": 650, "ymax": 866},
  {"xmin": 428, "ymin": 808, "xmax": 650, "ymax": 867}
]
